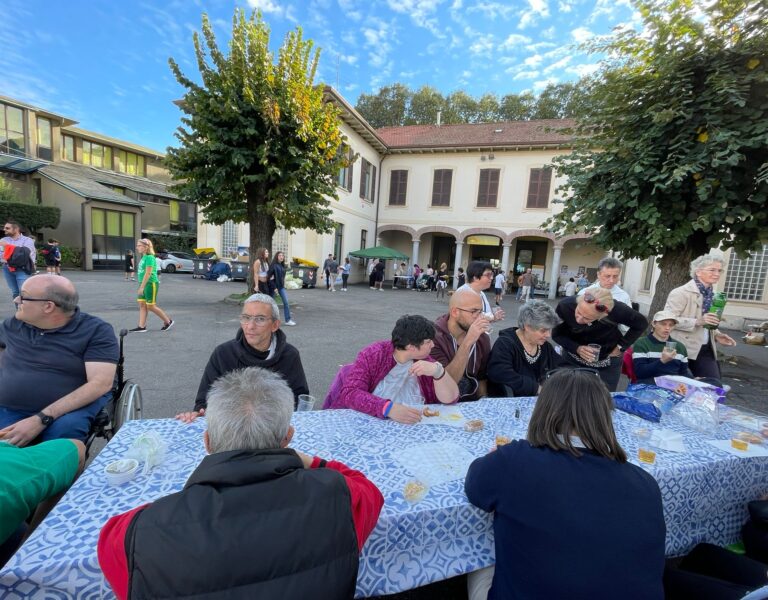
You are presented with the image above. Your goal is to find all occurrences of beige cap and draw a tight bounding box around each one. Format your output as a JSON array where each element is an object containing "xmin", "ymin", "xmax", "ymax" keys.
[{"xmin": 653, "ymin": 310, "xmax": 679, "ymax": 323}]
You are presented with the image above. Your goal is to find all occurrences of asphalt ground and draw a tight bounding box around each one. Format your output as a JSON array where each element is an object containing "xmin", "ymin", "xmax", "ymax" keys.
[{"xmin": 4, "ymin": 271, "xmax": 766, "ymax": 600}]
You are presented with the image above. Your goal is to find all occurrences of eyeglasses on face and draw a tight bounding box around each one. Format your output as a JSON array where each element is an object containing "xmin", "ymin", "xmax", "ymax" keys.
[
  {"xmin": 239, "ymin": 314, "xmax": 273, "ymax": 325},
  {"xmin": 701, "ymin": 268, "xmax": 723, "ymax": 274},
  {"xmin": 481, "ymin": 272, "xmax": 494, "ymax": 278},
  {"xmin": 456, "ymin": 307, "xmax": 483, "ymax": 316},
  {"xmin": 583, "ymin": 293, "xmax": 608, "ymax": 313},
  {"xmin": 545, "ymin": 367, "xmax": 600, "ymax": 380},
  {"xmin": 17, "ymin": 295, "xmax": 59, "ymax": 306}
]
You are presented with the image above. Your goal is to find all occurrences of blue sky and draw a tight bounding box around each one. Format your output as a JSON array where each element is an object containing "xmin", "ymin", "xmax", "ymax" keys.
[{"xmin": 0, "ymin": 0, "xmax": 639, "ymax": 153}]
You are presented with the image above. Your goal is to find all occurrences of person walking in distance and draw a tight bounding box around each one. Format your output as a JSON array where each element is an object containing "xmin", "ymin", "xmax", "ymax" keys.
[
  {"xmin": 253, "ymin": 247, "xmax": 270, "ymax": 295},
  {"xmin": 341, "ymin": 257, "xmax": 351, "ymax": 291},
  {"xmin": 269, "ymin": 251, "xmax": 296, "ymax": 326},
  {"xmin": 124, "ymin": 250, "xmax": 135, "ymax": 281},
  {"xmin": 0, "ymin": 220, "xmax": 36, "ymax": 302},
  {"xmin": 130, "ymin": 239, "xmax": 174, "ymax": 333}
]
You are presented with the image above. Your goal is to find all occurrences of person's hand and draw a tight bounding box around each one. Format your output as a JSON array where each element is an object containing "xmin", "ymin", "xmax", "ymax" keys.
[
  {"xmin": 465, "ymin": 316, "xmax": 491, "ymax": 344},
  {"xmin": 702, "ymin": 313, "xmax": 720, "ymax": 327},
  {"xmin": 715, "ymin": 332, "xmax": 737, "ymax": 346},
  {"xmin": 388, "ymin": 403, "xmax": 422, "ymax": 424},
  {"xmin": 294, "ymin": 450, "xmax": 314, "ymax": 468},
  {"xmin": 609, "ymin": 345, "xmax": 622, "ymax": 357},
  {"xmin": 175, "ymin": 408, "xmax": 204, "ymax": 423},
  {"xmin": 0, "ymin": 416, "xmax": 44, "ymax": 447},
  {"xmin": 576, "ymin": 345, "xmax": 598, "ymax": 362},
  {"xmin": 660, "ymin": 347, "xmax": 676, "ymax": 363},
  {"xmin": 492, "ymin": 307, "xmax": 505, "ymax": 321},
  {"xmin": 409, "ymin": 360, "xmax": 440, "ymax": 378}
]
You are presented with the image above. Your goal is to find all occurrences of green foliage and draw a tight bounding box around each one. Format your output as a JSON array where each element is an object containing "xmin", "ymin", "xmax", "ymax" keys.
[
  {"xmin": 0, "ymin": 178, "xmax": 17, "ymax": 203},
  {"xmin": 148, "ymin": 232, "xmax": 196, "ymax": 254},
  {"xmin": 544, "ymin": 0, "xmax": 768, "ymax": 313},
  {"xmin": 166, "ymin": 9, "xmax": 344, "ymax": 291},
  {"xmin": 35, "ymin": 245, "xmax": 82, "ymax": 269},
  {"xmin": 0, "ymin": 200, "xmax": 61, "ymax": 235},
  {"xmin": 355, "ymin": 82, "xmax": 591, "ymax": 127}
]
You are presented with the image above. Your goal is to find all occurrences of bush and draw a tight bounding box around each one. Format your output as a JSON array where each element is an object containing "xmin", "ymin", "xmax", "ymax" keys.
[
  {"xmin": 34, "ymin": 245, "xmax": 82, "ymax": 269},
  {"xmin": 0, "ymin": 201, "xmax": 60, "ymax": 235},
  {"xmin": 148, "ymin": 232, "xmax": 196, "ymax": 254}
]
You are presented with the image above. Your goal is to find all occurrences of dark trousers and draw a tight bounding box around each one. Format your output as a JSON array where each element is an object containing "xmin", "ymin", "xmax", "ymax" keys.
[
  {"xmin": 690, "ymin": 341, "xmax": 721, "ymax": 379},
  {"xmin": 325, "ymin": 269, "xmax": 331, "ymax": 289},
  {"xmin": 369, "ymin": 272, "xmax": 376, "ymax": 287},
  {"xmin": 341, "ymin": 274, "xmax": 348, "ymax": 289}
]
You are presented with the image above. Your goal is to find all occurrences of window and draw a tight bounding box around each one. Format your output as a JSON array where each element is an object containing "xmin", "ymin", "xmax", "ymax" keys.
[
  {"xmin": 359, "ymin": 158, "xmax": 376, "ymax": 202},
  {"xmin": 91, "ymin": 207, "xmax": 135, "ymax": 268},
  {"xmin": 432, "ymin": 169, "xmax": 453, "ymax": 207},
  {"xmin": 221, "ymin": 220, "xmax": 238, "ymax": 256},
  {"xmin": 724, "ymin": 245, "xmax": 767, "ymax": 302},
  {"xmin": 641, "ymin": 256, "xmax": 656, "ymax": 291},
  {"xmin": 62, "ymin": 135, "xmax": 75, "ymax": 161},
  {"xmin": 336, "ymin": 146, "xmax": 353, "ymax": 191},
  {"xmin": 360, "ymin": 229, "xmax": 367, "ymax": 250},
  {"xmin": 334, "ymin": 223, "xmax": 344, "ymax": 259},
  {"xmin": 82, "ymin": 140, "xmax": 112, "ymax": 169},
  {"xmin": 477, "ymin": 168, "xmax": 500, "ymax": 208},
  {"xmin": 117, "ymin": 149, "xmax": 146, "ymax": 176},
  {"xmin": 0, "ymin": 103, "xmax": 25, "ymax": 156},
  {"xmin": 36, "ymin": 117, "xmax": 52, "ymax": 161},
  {"xmin": 526, "ymin": 167, "xmax": 552, "ymax": 209},
  {"xmin": 388, "ymin": 170, "xmax": 407, "ymax": 206}
]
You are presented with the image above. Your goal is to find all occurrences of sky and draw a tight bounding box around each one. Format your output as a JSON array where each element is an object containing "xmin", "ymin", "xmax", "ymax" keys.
[{"xmin": 0, "ymin": 0, "xmax": 640, "ymax": 153}]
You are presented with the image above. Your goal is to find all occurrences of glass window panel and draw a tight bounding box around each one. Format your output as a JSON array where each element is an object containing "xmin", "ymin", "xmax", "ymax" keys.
[
  {"xmin": 127, "ymin": 152, "xmax": 137, "ymax": 175},
  {"xmin": 6, "ymin": 106, "xmax": 23, "ymax": 133},
  {"xmin": 36, "ymin": 117, "xmax": 51, "ymax": 147},
  {"xmin": 121, "ymin": 212, "xmax": 134, "ymax": 237},
  {"xmin": 169, "ymin": 200, "xmax": 180, "ymax": 223},
  {"xmin": 62, "ymin": 136, "xmax": 74, "ymax": 161},
  {"xmin": 106, "ymin": 211, "xmax": 120, "ymax": 235},
  {"xmin": 92, "ymin": 209, "xmax": 105, "ymax": 235},
  {"xmin": 83, "ymin": 141, "xmax": 92, "ymax": 165},
  {"xmin": 104, "ymin": 146, "xmax": 112, "ymax": 170},
  {"xmin": 117, "ymin": 150, "xmax": 125, "ymax": 173},
  {"xmin": 137, "ymin": 155, "xmax": 145, "ymax": 176}
]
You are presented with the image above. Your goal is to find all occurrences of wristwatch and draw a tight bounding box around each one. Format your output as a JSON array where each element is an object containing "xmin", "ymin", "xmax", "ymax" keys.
[
  {"xmin": 433, "ymin": 362, "xmax": 446, "ymax": 380},
  {"xmin": 36, "ymin": 412, "xmax": 54, "ymax": 428}
]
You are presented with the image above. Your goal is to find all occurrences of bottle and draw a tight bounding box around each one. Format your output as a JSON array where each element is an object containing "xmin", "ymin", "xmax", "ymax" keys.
[{"xmin": 703, "ymin": 292, "xmax": 727, "ymax": 330}]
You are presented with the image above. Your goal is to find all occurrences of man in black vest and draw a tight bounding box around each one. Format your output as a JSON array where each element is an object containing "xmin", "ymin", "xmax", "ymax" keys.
[{"xmin": 98, "ymin": 367, "xmax": 384, "ymax": 600}]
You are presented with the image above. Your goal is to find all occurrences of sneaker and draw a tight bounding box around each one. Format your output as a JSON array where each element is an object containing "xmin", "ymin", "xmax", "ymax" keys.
[
  {"xmin": 370, "ymin": 287, "xmax": 376, "ymax": 290},
  {"xmin": 129, "ymin": 326, "xmax": 147, "ymax": 333},
  {"xmin": 378, "ymin": 288, "xmax": 384, "ymax": 291},
  {"xmin": 161, "ymin": 320, "xmax": 175, "ymax": 331},
  {"xmin": 285, "ymin": 320, "xmax": 297, "ymax": 326}
]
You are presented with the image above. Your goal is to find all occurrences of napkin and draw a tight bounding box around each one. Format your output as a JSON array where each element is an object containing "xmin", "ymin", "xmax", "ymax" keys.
[{"xmin": 647, "ymin": 429, "xmax": 687, "ymax": 452}]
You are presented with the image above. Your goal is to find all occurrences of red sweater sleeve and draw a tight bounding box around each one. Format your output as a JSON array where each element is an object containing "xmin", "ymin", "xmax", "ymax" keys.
[
  {"xmin": 97, "ymin": 504, "xmax": 150, "ymax": 600},
  {"xmin": 311, "ymin": 456, "xmax": 384, "ymax": 551}
]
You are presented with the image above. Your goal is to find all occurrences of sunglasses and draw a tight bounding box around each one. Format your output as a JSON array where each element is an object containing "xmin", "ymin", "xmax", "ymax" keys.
[
  {"xmin": 583, "ymin": 293, "xmax": 608, "ymax": 313},
  {"xmin": 545, "ymin": 367, "xmax": 600, "ymax": 380}
]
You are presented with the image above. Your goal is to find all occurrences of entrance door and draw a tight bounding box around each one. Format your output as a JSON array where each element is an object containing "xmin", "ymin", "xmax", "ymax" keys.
[
  {"xmin": 513, "ymin": 241, "xmax": 549, "ymax": 285},
  {"xmin": 92, "ymin": 208, "xmax": 135, "ymax": 270}
]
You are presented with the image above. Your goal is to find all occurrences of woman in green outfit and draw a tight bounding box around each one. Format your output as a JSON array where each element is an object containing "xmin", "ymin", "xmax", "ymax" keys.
[{"xmin": 130, "ymin": 239, "xmax": 174, "ymax": 332}]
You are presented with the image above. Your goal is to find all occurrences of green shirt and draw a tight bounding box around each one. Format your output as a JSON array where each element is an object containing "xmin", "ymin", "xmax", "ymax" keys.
[
  {"xmin": 138, "ymin": 254, "xmax": 159, "ymax": 284},
  {"xmin": 0, "ymin": 439, "xmax": 80, "ymax": 544}
]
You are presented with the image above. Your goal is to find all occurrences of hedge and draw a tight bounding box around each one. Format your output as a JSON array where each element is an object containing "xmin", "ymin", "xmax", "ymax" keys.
[{"xmin": 0, "ymin": 202, "xmax": 61, "ymax": 234}]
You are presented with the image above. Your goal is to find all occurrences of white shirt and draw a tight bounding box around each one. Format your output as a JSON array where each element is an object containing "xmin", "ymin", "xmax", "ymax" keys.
[
  {"xmin": 578, "ymin": 283, "xmax": 631, "ymax": 306},
  {"xmin": 494, "ymin": 273, "xmax": 505, "ymax": 289},
  {"xmin": 372, "ymin": 359, "xmax": 421, "ymax": 403},
  {"xmin": 564, "ymin": 281, "xmax": 577, "ymax": 296}
]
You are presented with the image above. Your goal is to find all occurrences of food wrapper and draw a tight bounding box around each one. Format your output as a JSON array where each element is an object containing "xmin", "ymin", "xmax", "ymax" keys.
[
  {"xmin": 654, "ymin": 375, "xmax": 726, "ymax": 403},
  {"xmin": 626, "ymin": 384, "xmax": 683, "ymax": 415},
  {"xmin": 613, "ymin": 393, "xmax": 662, "ymax": 423},
  {"xmin": 671, "ymin": 388, "xmax": 720, "ymax": 433}
]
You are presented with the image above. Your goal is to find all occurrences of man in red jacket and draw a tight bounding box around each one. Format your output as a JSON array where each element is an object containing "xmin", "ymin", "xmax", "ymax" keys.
[{"xmin": 98, "ymin": 367, "xmax": 384, "ymax": 600}]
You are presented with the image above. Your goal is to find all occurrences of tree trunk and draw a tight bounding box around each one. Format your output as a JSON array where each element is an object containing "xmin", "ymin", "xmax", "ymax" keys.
[
  {"xmin": 246, "ymin": 187, "xmax": 275, "ymax": 295},
  {"xmin": 648, "ymin": 233, "xmax": 710, "ymax": 319}
]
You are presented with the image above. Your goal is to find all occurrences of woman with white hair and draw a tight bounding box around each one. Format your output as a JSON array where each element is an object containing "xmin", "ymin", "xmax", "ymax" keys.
[{"xmin": 664, "ymin": 254, "xmax": 737, "ymax": 379}]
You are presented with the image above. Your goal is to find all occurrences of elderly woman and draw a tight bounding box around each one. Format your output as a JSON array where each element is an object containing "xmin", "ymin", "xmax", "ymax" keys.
[
  {"xmin": 664, "ymin": 255, "xmax": 737, "ymax": 379},
  {"xmin": 465, "ymin": 369, "xmax": 665, "ymax": 600},
  {"xmin": 487, "ymin": 301, "xmax": 560, "ymax": 396},
  {"xmin": 552, "ymin": 287, "xmax": 647, "ymax": 391}
]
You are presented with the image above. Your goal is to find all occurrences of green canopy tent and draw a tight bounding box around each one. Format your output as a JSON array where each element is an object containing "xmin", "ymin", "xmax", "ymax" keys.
[{"xmin": 347, "ymin": 246, "xmax": 409, "ymax": 260}]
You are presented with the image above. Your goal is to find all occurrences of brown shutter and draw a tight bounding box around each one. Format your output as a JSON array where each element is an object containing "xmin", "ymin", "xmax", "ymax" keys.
[
  {"xmin": 390, "ymin": 170, "xmax": 408, "ymax": 205},
  {"xmin": 478, "ymin": 169, "xmax": 500, "ymax": 207},
  {"xmin": 359, "ymin": 159, "xmax": 367, "ymax": 198},
  {"xmin": 347, "ymin": 147, "xmax": 353, "ymax": 191},
  {"xmin": 371, "ymin": 165, "xmax": 377, "ymax": 203},
  {"xmin": 432, "ymin": 169, "xmax": 452, "ymax": 206},
  {"xmin": 526, "ymin": 167, "xmax": 552, "ymax": 208}
]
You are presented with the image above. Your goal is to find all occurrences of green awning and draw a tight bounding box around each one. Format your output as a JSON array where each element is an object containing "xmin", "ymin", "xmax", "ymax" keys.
[{"xmin": 348, "ymin": 246, "xmax": 409, "ymax": 260}]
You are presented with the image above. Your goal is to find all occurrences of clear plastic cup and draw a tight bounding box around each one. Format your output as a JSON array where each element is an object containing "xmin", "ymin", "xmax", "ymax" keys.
[
  {"xmin": 587, "ymin": 343, "xmax": 601, "ymax": 363},
  {"xmin": 297, "ymin": 394, "xmax": 315, "ymax": 412}
]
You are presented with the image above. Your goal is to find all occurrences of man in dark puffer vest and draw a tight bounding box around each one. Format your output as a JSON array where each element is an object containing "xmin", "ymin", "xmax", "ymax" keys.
[{"xmin": 97, "ymin": 367, "xmax": 384, "ymax": 599}]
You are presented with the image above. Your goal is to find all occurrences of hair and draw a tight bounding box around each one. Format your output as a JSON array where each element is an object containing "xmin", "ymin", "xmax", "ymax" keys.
[
  {"xmin": 569, "ymin": 277, "xmax": 574, "ymax": 282},
  {"xmin": 576, "ymin": 286, "xmax": 614, "ymax": 312},
  {"xmin": 518, "ymin": 300, "xmax": 558, "ymax": 330},
  {"xmin": 466, "ymin": 260, "xmax": 492, "ymax": 283},
  {"xmin": 272, "ymin": 251, "xmax": 285, "ymax": 265},
  {"xmin": 126, "ymin": 249, "xmax": 133, "ymax": 255},
  {"xmin": 528, "ymin": 369, "xmax": 627, "ymax": 461},
  {"xmin": 440, "ymin": 262, "xmax": 447, "ymax": 270},
  {"xmin": 597, "ymin": 257, "xmax": 623, "ymax": 271},
  {"xmin": 256, "ymin": 247, "xmax": 269, "ymax": 263},
  {"xmin": 138, "ymin": 238, "xmax": 155, "ymax": 255},
  {"xmin": 458, "ymin": 267, "xmax": 464, "ymax": 273},
  {"xmin": 5, "ymin": 220, "xmax": 20, "ymax": 229},
  {"xmin": 690, "ymin": 254, "xmax": 724, "ymax": 278},
  {"xmin": 391, "ymin": 314, "xmax": 435, "ymax": 350},
  {"xmin": 205, "ymin": 368, "xmax": 294, "ymax": 453},
  {"xmin": 244, "ymin": 292, "xmax": 279, "ymax": 320},
  {"xmin": 48, "ymin": 238, "xmax": 59, "ymax": 244},
  {"xmin": 44, "ymin": 278, "xmax": 78, "ymax": 313}
]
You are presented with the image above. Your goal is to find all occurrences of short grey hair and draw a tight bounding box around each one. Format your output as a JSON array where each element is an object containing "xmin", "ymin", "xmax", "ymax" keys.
[
  {"xmin": 205, "ymin": 367, "xmax": 294, "ymax": 453},
  {"xmin": 518, "ymin": 300, "xmax": 559, "ymax": 330},
  {"xmin": 244, "ymin": 292, "xmax": 279, "ymax": 321},
  {"xmin": 45, "ymin": 279, "xmax": 78, "ymax": 313},
  {"xmin": 597, "ymin": 257, "xmax": 623, "ymax": 271},
  {"xmin": 690, "ymin": 254, "xmax": 724, "ymax": 278}
]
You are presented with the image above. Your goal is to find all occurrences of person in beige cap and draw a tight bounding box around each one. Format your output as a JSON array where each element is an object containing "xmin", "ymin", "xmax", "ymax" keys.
[{"xmin": 631, "ymin": 310, "xmax": 694, "ymax": 384}]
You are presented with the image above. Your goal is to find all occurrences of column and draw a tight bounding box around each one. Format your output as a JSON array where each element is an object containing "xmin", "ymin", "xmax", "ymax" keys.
[
  {"xmin": 411, "ymin": 239, "xmax": 420, "ymax": 267},
  {"xmin": 548, "ymin": 245, "xmax": 563, "ymax": 300},
  {"xmin": 453, "ymin": 241, "xmax": 464, "ymax": 289},
  {"xmin": 501, "ymin": 243, "xmax": 511, "ymax": 276}
]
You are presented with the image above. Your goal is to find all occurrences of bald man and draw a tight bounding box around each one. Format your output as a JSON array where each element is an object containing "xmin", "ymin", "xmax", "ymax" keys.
[
  {"xmin": 0, "ymin": 275, "xmax": 118, "ymax": 446},
  {"xmin": 431, "ymin": 287, "xmax": 492, "ymax": 401}
]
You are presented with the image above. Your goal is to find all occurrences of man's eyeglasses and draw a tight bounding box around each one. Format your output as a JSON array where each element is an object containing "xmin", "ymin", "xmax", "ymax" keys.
[
  {"xmin": 583, "ymin": 293, "xmax": 608, "ymax": 313},
  {"xmin": 17, "ymin": 295, "xmax": 59, "ymax": 306},
  {"xmin": 545, "ymin": 367, "xmax": 600, "ymax": 379},
  {"xmin": 481, "ymin": 272, "xmax": 494, "ymax": 278},
  {"xmin": 456, "ymin": 307, "xmax": 483, "ymax": 316},
  {"xmin": 239, "ymin": 314, "xmax": 273, "ymax": 325}
]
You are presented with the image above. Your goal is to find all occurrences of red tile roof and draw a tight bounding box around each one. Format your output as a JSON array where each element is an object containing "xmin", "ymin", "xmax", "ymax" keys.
[{"xmin": 376, "ymin": 119, "xmax": 575, "ymax": 149}]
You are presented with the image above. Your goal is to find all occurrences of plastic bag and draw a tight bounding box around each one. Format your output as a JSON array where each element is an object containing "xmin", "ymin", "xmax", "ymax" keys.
[
  {"xmin": 626, "ymin": 384, "xmax": 683, "ymax": 416},
  {"xmin": 671, "ymin": 389, "xmax": 720, "ymax": 433},
  {"xmin": 613, "ymin": 393, "xmax": 662, "ymax": 422},
  {"xmin": 125, "ymin": 431, "xmax": 167, "ymax": 475}
]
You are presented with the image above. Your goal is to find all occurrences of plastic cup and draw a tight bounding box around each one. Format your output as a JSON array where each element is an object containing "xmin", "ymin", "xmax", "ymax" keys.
[
  {"xmin": 664, "ymin": 341, "xmax": 677, "ymax": 352},
  {"xmin": 587, "ymin": 343, "xmax": 601, "ymax": 362},
  {"xmin": 297, "ymin": 394, "xmax": 315, "ymax": 412}
]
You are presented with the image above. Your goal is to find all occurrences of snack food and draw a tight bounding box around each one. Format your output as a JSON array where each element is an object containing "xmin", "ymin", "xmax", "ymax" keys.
[
  {"xmin": 403, "ymin": 480, "xmax": 428, "ymax": 503},
  {"xmin": 637, "ymin": 448, "xmax": 656, "ymax": 464},
  {"xmin": 422, "ymin": 407, "xmax": 440, "ymax": 417},
  {"xmin": 674, "ymin": 383, "xmax": 688, "ymax": 396},
  {"xmin": 495, "ymin": 434, "xmax": 512, "ymax": 447},
  {"xmin": 464, "ymin": 419, "xmax": 484, "ymax": 432},
  {"xmin": 735, "ymin": 431, "xmax": 763, "ymax": 445}
]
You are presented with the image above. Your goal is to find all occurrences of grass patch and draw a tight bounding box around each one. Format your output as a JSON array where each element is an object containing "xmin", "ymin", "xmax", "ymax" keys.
[{"xmin": 227, "ymin": 291, "xmax": 284, "ymax": 305}]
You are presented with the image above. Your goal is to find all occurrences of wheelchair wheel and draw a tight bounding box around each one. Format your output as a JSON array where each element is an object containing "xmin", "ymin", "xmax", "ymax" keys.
[{"xmin": 114, "ymin": 382, "xmax": 143, "ymax": 433}]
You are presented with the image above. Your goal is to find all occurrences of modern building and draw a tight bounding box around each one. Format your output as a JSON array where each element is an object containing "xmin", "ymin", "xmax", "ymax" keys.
[{"xmin": 0, "ymin": 94, "xmax": 194, "ymax": 270}]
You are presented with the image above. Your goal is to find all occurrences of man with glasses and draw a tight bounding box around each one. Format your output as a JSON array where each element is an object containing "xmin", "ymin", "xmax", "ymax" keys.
[
  {"xmin": 552, "ymin": 287, "xmax": 647, "ymax": 391},
  {"xmin": 459, "ymin": 261, "xmax": 505, "ymax": 323},
  {"xmin": 176, "ymin": 293, "xmax": 308, "ymax": 422},
  {"xmin": 0, "ymin": 220, "xmax": 37, "ymax": 302},
  {"xmin": 0, "ymin": 275, "xmax": 118, "ymax": 446},
  {"xmin": 431, "ymin": 288, "xmax": 491, "ymax": 401}
]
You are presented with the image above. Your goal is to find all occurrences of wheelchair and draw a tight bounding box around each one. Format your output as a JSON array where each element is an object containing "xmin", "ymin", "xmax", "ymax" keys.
[{"xmin": 85, "ymin": 328, "xmax": 143, "ymax": 455}]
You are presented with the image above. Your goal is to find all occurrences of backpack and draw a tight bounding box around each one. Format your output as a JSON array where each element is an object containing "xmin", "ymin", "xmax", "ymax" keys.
[{"xmin": 7, "ymin": 245, "xmax": 35, "ymax": 275}]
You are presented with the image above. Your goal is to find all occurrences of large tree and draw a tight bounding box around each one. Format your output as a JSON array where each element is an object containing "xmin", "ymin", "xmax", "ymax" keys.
[
  {"xmin": 166, "ymin": 10, "xmax": 346, "ymax": 292},
  {"xmin": 355, "ymin": 83, "xmax": 411, "ymax": 128},
  {"xmin": 545, "ymin": 0, "xmax": 768, "ymax": 317}
]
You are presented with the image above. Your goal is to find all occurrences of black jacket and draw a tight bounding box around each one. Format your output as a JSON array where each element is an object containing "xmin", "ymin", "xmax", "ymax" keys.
[
  {"xmin": 487, "ymin": 327, "xmax": 561, "ymax": 397},
  {"xmin": 126, "ymin": 449, "xmax": 360, "ymax": 599},
  {"xmin": 268, "ymin": 262, "xmax": 287, "ymax": 290},
  {"xmin": 194, "ymin": 328, "xmax": 309, "ymax": 411}
]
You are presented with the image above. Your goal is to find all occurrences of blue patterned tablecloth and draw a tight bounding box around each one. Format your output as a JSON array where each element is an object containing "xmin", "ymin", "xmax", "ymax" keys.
[{"xmin": 2, "ymin": 397, "xmax": 768, "ymax": 598}]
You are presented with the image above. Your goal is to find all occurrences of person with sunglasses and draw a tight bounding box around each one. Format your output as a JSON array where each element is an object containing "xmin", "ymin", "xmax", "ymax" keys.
[
  {"xmin": 465, "ymin": 369, "xmax": 665, "ymax": 600},
  {"xmin": 175, "ymin": 293, "xmax": 308, "ymax": 422},
  {"xmin": 552, "ymin": 287, "xmax": 648, "ymax": 391},
  {"xmin": 0, "ymin": 275, "xmax": 118, "ymax": 446}
]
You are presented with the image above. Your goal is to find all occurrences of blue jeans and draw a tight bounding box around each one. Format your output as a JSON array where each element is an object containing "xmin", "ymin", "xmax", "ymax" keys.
[
  {"xmin": 277, "ymin": 287, "xmax": 291, "ymax": 321},
  {"xmin": 3, "ymin": 266, "xmax": 30, "ymax": 302},
  {"xmin": 0, "ymin": 391, "xmax": 111, "ymax": 443}
]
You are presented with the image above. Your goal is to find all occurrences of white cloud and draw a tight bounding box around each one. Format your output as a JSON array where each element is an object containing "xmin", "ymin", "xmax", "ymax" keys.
[
  {"xmin": 571, "ymin": 27, "xmax": 593, "ymax": 43},
  {"xmin": 498, "ymin": 33, "xmax": 532, "ymax": 50},
  {"xmin": 468, "ymin": 2, "xmax": 515, "ymax": 19},
  {"xmin": 362, "ymin": 19, "xmax": 395, "ymax": 70},
  {"xmin": 518, "ymin": 0, "xmax": 550, "ymax": 28},
  {"xmin": 543, "ymin": 55, "xmax": 572, "ymax": 74},
  {"xmin": 566, "ymin": 62, "xmax": 600, "ymax": 78},
  {"xmin": 469, "ymin": 34, "xmax": 496, "ymax": 56},
  {"xmin": 533, "ymin": 77, "xmax": 558, "ymax": 91},
  {"xmin": 246, "ymin": 0, "xmax": 283, "ymax": 16},
  {"xmin": 558, "ymin": 0, "xmax": 573, "ymax": 12},
  {"xmin": 524, "ymin": 54, "xmax": 543, "ymax": 67},
  {"xmin": 339, "ymin": 54, "xmax": 358, "ymax": 65},
  {"xmin": 510, "ymin": 69, "xmax": 540, "ymax": 80},
  {"xmin": 337, "ymin": 0, "xmax": 362, "ymax": 21},
  {"xmin": 386, "ymin": 0, "xmax": 447, "ymax": 38}
]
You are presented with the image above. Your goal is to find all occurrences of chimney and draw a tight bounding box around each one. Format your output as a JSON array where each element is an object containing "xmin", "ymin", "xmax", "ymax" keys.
[{"xmin": 436, "ymin": 110, "xmax": 442, "ymax": 127}]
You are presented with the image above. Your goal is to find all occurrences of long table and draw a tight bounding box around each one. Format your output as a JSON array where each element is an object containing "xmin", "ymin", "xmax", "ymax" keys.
[{"xmin": 2, "ymin": 397, "xmax": 768, "ymax": 598}]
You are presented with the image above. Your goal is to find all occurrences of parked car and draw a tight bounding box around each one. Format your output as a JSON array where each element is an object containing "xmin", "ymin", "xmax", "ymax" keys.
[{"xmin": 157, "ymin": 251, "xmax": 195, "ymax": 273}]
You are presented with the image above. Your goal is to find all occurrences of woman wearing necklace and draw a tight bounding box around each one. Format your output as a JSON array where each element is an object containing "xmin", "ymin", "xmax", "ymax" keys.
[{"xmin": 487, "ymin": 301, "xmax": 560, "ymax": 396}]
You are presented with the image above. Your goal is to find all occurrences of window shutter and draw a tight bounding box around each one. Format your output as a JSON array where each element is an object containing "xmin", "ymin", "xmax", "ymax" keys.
[
  {"xmin": 389, "ymin": 170, "xmax": 408, "ymax": 205},
  {"xmin": 359, "ymin": 159, "xmax": 367, "ymax": 198},
  {"xmin": 432, "ymin": 169, "xmax": 453, "ymax": 206},
  {"xmin": 477, "ymin": 169, "xmax": 499, "ymax": 207},
  {"xmin": 371, "ymin": 165, "xmax": 377, "ymax": 203},
  {"xmin": 526, "ymin": 167, "xmax": 552, "ymax": 208},
  {"xmin": 347, "ymin": 148, "xmax": 353, "ymax": 191}
]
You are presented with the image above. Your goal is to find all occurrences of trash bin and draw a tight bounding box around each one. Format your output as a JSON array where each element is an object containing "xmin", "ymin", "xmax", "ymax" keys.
[
  {"xmin": 230, "ymin": 261, "xmax": 250, "ymax": 281},
  {"xmin": 192, "ymin": 258, "xmax": 216, "ymax": 279},
  {"xmin": 290, "ymin": 264, "xmax": 318, "ymax": 288}
]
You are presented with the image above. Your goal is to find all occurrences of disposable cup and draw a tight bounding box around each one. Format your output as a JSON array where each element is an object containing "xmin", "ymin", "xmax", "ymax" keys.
[
  {"xmin": 587, "ymin": 343, "xmax": 601, "ymax": 362},
  {"xmin": 664, "ymin": 341, "xmax": 677, "ymax": 352},
  {"xmin": 297, "ymin": 394, "xmax": 315, "ymax": 412}
]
